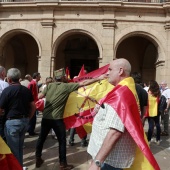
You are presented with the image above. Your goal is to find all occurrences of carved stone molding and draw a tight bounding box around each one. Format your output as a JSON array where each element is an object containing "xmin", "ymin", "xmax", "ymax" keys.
[
  {"xmin": 41, "ymin": 21, "xmax": 55, "ymax": 28},
  {"xmin": 102, "ymin": 22, "xmax": 116, "ymax": 29},
  {"xmin": 164, "ymin": 23, "xmax": 170, "ymax": 30}
]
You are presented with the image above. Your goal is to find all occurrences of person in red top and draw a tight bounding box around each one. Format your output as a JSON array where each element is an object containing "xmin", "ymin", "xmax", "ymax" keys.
[{"xmin": 27, "ymin": 72, "xmax": 41, "ymax": 136}]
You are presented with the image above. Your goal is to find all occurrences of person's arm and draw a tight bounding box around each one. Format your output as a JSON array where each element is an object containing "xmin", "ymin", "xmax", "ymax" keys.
[
  {"xmin": 89, "ymin": 128, "xmax": 122, "ymax": 170},
  {"xmin": 38, "ymin": 93, "xmax": 45, "ymax": 99},
  {"xmin": 29, "ymin": 101, "xmax": 36, "ymax": 119},
  {"xmin": 165, "ymin": 98, "xmax": 170, "ymax": 113},
  {"xmin": 78, "ymin": 74, "xmax": 106, "ymax": 87}
]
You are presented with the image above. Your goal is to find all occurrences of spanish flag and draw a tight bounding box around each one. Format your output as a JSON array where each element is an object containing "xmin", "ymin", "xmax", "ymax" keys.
[
  {"xmin": 0, "ymin": 136, "xmax": 22, "ymax": 170},
  {"xmin": 145, "ymin": 94, "xmax": 159, "ymax": 117},
  {"xmin": 64, "ymin": 79, "xmax": 114, "ymax": 129},
  {"xmin": 66, "ymin": 67, "xmax": 71, "ymax": 80},
  {"xmin": 78, "ymin": 65, "xmax": 85, "ymax": 77},
  {"xmin": 99, "ymin": 77, "xmax": 160, "ymax": 170}
]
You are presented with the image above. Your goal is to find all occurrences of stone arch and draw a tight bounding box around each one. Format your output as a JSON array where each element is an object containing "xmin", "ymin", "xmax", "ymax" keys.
[
  {"xmin": 52, "ymin": 29, "xmax": 103, "ymax": 60},
  {"xmin": 115, "ymin": 27, "xmax": 166, "ymax": 61},
  {"xmin": 115, "ymin": 30, "xmax": 165, "ymax": 83},
  {"xmin": 52, "ymin": 29, "xmax": 103, "ymax": 78},
  {"xmin": 0, "ymin": 29, "xmax": 41, "ymax": 57},
  {"xmin": 0, "ymin": 29, "xmax": 41, "ymax": 77}
]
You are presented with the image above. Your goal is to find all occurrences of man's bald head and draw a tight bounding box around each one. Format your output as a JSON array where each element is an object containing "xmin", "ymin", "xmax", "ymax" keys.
[
  {"xmin": 111, "ymin": 59, "xmax": 131, "ymax": 76},
  {"xmin": 107, "ymin": 58, "xmax": 131, "ymax": 85}
]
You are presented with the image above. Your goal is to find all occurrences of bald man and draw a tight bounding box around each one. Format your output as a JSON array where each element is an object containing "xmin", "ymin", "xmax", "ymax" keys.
[{"xmin": 87, "ymin": 59, "xmax": 138, "ymax": 170}]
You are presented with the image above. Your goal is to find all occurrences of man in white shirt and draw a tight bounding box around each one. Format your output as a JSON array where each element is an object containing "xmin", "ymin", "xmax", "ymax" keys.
[
  {"xmin": 160, "ymin": 81, "xmax": 170, "ymax": 136},
  {"xmin": 0, "ymin": 66, "xmax": 9, "ymax": 140}
]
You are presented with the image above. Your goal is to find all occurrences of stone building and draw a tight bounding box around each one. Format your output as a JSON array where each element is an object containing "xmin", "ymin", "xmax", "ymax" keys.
[{"xmin": 0, "ymin": 0, "xmax": 169, "ymax": 84}]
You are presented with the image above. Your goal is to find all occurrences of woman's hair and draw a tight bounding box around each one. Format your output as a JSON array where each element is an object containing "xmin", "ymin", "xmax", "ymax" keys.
[{"xmin": 148, "ymin": 80, "xmax": 161, "ymax": 97}]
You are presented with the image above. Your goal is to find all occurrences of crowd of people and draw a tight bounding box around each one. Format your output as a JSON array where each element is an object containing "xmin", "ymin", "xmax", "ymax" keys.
[{"xmin": 0, "ymin": 58, "xmax": 169, "ymax": 170}]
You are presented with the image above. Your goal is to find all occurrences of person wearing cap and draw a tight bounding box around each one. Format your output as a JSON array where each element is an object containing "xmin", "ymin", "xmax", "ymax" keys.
[
  {"xmin": 160, "ymin": 81, "xmax": 170, "ymax": 136},
  {"xmin": 35, "ymin": 68, "xmax": 105, "ymax": 170}
]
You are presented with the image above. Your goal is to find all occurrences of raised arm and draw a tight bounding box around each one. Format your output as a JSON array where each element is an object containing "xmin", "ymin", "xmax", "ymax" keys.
[{"xmin": 78, "ymin": 74, "xmax": 107, "ymax": 87}]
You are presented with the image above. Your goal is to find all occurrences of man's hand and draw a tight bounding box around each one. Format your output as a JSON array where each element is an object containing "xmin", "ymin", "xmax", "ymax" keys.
[
  {"xmin": 98, "ymin": 74, "xmax": 108, "ymax": 80},
  {"xmin": 92, "ymin": 104, "xmax": 101, "ymax": 115},
  {"xmin": 88, "ymin": 161, "xmax": 101, "ymax": 170}
]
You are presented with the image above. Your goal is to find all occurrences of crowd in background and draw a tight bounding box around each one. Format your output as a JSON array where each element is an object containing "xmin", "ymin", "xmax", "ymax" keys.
[{"xmin": 0, "ymin": 59, "xmax": 169, "ymax": 170}]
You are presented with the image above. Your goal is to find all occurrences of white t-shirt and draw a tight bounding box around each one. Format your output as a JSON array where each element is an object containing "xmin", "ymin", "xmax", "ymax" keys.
[
  {"xmin": 162, "ymin": 88, "xmax": 170, "ymax": 100},
  {"xmin": 0, "ymin": 79, "xmax": 9, "ymax": 96}
]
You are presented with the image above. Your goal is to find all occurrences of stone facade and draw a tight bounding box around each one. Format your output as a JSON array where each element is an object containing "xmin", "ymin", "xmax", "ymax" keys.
[{"xmin": 0, "ymin": 0, "xmax": 169, "ymax": 84}]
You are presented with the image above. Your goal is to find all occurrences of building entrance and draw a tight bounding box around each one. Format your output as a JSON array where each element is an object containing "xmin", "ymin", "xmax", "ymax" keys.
[{"xmin": 116, "ymin": 36, "xmax": 157, "ymax": 84}]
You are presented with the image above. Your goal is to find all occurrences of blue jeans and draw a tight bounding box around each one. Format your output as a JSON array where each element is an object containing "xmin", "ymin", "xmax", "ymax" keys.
[
  {"xmin": 36, "ymin": 118, "xmax": 67, "ymax": 163},
  {"xmin": 101, "ymin": 163, "xmax": 123, "ymax": 170},
  {"xmin": 4, "ymin": 118, "xmax": 29, "ymax": 166}
]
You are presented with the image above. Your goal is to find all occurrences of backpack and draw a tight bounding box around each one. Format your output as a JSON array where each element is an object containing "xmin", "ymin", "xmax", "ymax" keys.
[{"xmin": 158, "ymin": 95, "xmax": 167, "ymax": 114}]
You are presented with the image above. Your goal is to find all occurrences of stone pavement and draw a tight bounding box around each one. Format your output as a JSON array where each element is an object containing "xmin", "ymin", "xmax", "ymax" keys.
[{"xmin": 23, "ymin": 114, "xmax": 170, "ymax": 170}]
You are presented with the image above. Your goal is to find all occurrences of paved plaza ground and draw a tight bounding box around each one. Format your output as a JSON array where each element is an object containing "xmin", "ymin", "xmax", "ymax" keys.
[{"xmin": 23, "ymin": 114, "xmax": 170, "ymax": 170}]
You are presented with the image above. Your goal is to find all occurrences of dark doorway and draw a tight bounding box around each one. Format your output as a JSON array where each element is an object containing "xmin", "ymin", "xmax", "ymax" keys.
[
  {"xmin": 70, "ymin": 59, "xmax": 98, "ymax": 78},
  {"xmin": 55, "ymin": 33, "xmax": 99, "ymax": 78}
]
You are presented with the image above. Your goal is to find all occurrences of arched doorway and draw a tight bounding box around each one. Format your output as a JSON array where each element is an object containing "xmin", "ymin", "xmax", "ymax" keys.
[
  {"xmin": 116, "ymin": 36, "xmax": 158, "ymax": 84},
  {"xmin": 55, "ymin": 33, "xmax": 99, "ymax": 78},
  {"xmin": 1, "ymin": 32, "xmax": 39, "ymax": 78}
]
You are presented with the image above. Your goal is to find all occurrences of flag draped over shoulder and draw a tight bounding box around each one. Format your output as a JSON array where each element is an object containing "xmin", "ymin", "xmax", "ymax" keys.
[
  {"xmin": 99, "ymin": 77, "xmax": 160, "ymax": 170},
  {"xmin": 64, "ymin": 79, "xmax": 114, "ymax": 129},
  {"xmin": 145, "ymin": 94, "xmax": 158, "ymax": 117},
  {"xmin": 0, "ymin": 136, "xmax": 22, "ymax": 170}
]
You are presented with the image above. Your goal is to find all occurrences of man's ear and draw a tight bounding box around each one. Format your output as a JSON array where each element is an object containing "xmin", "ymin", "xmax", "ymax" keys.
[
  {"xmin": 7, "ymin": 77, "xmax": 12, "ymax": 83},
  {"xmin": 119, "ymin": 68, "xmax": 124, "ymax": 75}
]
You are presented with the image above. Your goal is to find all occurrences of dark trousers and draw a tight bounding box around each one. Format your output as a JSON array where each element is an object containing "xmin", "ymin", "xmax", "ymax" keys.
[
  {"xmin": 69, "ymin": 128, "xmax": 87, "ymax": 143},
  {"xmin": 147, "ymin": 115, "xmax": 161, "ymax": 141},
  {"xmin": 36, "ymin": 118, "xmax": 67, "ymax": 163},
  {"xmin": 27, "ymin": 110, "xmax": 37, "ymax": 135}
]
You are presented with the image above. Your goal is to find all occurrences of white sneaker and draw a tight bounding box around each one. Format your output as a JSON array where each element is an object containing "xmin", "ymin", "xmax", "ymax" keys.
[
  {"xmin": 23, "ymin": 167, "xmax": 28, "ymax": 170},
  {"xmin": 156, "ymin": 140, "xmax": 160, "ymax": 145},
  {"xmin": 151, "ymin": 138, "xmax": 155, "ymax": 143}
]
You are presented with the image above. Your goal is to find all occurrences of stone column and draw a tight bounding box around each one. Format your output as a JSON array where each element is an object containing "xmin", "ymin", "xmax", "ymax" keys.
[
  {"xmin": 163, "ymin": 23, "xmax": 170, "ymax": 84},
  {"xmin": 38, "ymin": 16, "xmax": 55, "ymax": 82},
  {"xmin": 100, "ymin": 21, "xmax": 116, "ymax": 67}
]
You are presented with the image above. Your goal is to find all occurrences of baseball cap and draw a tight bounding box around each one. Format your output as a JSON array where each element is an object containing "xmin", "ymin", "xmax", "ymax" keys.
[{"xmin": 54, "ymin": 68, "xmax": 66, "ymax": 80}]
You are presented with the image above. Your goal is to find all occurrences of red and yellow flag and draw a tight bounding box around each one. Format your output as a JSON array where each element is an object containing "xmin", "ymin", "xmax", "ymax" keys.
[
  {"xmin": 0, "ymin": 137, "xmax": 22, "ymax": 170},
  {"xmin": 78, "ymin": 65, "xmax": 85, "ymax": 77},
  {"xmin": 145, "ymin": 94, "xmax": 159, "ymax": 117},
  {"xmin": 64, "ymin": 79, "xmax": 114, "ymax": 129},
  {"xmin": 99, "ymin": 77, "xmax": 160, "ymax": 170}
]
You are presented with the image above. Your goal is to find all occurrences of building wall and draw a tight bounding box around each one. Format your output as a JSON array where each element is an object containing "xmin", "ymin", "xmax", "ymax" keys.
[{"xmin": 0, "ymin": 1, "xmax": 169, "ymax": 84}]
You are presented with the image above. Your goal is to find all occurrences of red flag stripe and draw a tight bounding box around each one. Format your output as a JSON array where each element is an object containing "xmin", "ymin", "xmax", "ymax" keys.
[{"xmin": 64, "ymin": 108, "xmax": 94, "ymax": 129}]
